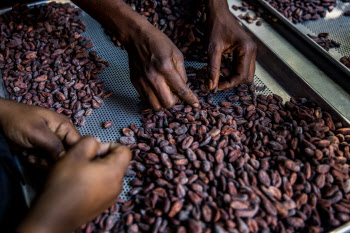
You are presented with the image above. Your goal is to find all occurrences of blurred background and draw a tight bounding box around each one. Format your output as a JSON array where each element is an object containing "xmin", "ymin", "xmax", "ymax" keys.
[{"xmin": 0, "ymin": 0, "xmax": 36, "ymax": 8}]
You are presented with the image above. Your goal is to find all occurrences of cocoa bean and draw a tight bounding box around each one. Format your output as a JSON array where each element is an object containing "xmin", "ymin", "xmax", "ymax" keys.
[{"xmin": 0, "ymin": 3, "xmax": 109, "ymax": 127}]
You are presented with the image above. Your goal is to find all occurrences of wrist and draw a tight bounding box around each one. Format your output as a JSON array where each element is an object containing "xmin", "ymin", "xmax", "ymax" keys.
[
  {"xmin": 17, "ymin": 221, "xmax": 52, "ymax": 233},
  {"xmin": 17, "ymin": 191, "xmax": 76, "ymax": 233},
  {"xmin": 207, "ymin": 0, "xmax": 230, "ymax": 21},
  {"xmin": 17, "ymin": 210, "xmax": 74, "ymax": 233},
  {"xmin": 111, "ymin": 14, "xmax": 152, "ymax": 47},
  {"xmin": 72, "ymin": 0, "xmax": 152, "ymax": 48},
  {"xmin": 0, "ymin": 98, "xmax": 11, "ymax": 126}
]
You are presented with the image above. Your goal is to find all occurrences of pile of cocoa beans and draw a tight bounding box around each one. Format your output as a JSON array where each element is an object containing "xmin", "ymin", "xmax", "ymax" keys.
[
  {"xmin": 264, "ymin": 0, "xmax": 337, "ymax": 24},
  {"xmin": 77, "ymin": 66, "xmax": 350, "ymax": 233},
  {"xmin": 0, "ymin": 2, "xmax": 111, "ymax": 126},
  {"xmin": 106, "ymin": 0, "xmax": 208, "ymax": 61},
  {"xmin": 307, "ymin": 33, "xmax": 341, "ymax": 52}
]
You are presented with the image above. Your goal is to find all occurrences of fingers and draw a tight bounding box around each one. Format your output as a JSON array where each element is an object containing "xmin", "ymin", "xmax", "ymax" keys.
[
  {"xmin": 131, "ymin": 76, "xmax": 146, "ymax": 100},
  {"xmin": 98, "ymin": 142, "xmax": 119, "ymax": 155},
  {"xmin": 68, "ymin": 136, "xmax": 101, "ymax": 160},
  {"xmin": 248, "ymin": 48, "xmax": 256, "ymax": 82},
  {"xmin": 139, "ymin": 78, "xmax": 163, "ymax": 111},
  {"xmin": 149, "ymin": 75, "xmax": 178, "ymax": 108},
  {"xmin": 54, "ymin": 121, "xmax": 81, "ymax": 149},
  {"xmin": 218, "ymin": 41, "xmax": 256, "ymax": 91},
  {"xmin": 30, "ymin": 126, "xmax": 65, "ymax": 160},
  {"xmin": 167, "ymin": 74, "xmax": 199, "ymax": 107},
  {"xmin": 173, "ymin": 53, "xmax": 188, "ymax": 83},
  {"xmin": 102, "ymin": 143, "xmax": 132, "ymax": 180},
  {"xmin": 207, "ymin": 43, "xmax": 223, "ymax": 90}
]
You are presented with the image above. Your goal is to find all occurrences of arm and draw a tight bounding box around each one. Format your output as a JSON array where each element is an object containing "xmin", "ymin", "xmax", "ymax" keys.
[
  {"xmin": 72, "ymin": 0, "xmax": 199, "ymax": 110},
  {"xmin": 206, "ymin": 0, "xmax": 256, "ymax": 90},
  {"xmin": 72, "ymin": 0, "xmax": 145, "ymax": 45}
]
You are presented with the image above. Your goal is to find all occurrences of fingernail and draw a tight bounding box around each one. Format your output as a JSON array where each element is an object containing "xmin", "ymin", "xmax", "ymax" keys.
[
  {"xmin": 209, "ymin": 80, "xmax": 213, "ymax": 90},
  {"xmin": 193, "ymin": 103, "xmax": 199, "ymax": 108},
  {"xmin": 109, "ymin": 142, "xmax": 121, "ymax": 150},
  {"xmin": 58, "ymin": 151, "xmax": 66, "ymax": 158}
]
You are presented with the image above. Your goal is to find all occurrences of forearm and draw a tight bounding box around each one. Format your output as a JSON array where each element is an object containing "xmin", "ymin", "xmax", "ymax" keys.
[
  {"xmin": 0, "ymin": 98, "xmax": 14, "ymax": 121},
  {"xmin": 71, "ymin": 0, "xmax": 149, "ymax": 46},
  {"xmin": 17, "ymin": 193, "xmax": 74, "ymax": 233}
]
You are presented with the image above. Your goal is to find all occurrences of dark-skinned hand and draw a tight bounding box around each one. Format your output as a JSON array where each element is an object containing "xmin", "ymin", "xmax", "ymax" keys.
[
  {"xmin": 127, "ymin": 22, "xmax": 199, "ymax": 111},
  {"xmin": 0, "ymin": 98, "xmax": 81, "ymax": 160},
  {"xmin": 206, "ymin": 0, "xmax": 257, "ymax": 91},
  {"xmin": 17, "ymin": 137, "xmax": 132, "ymax": 233}
]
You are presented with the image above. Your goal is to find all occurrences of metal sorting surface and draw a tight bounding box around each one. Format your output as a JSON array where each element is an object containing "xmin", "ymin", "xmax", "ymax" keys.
[
  {"xmin": 79, "ymin": 11, "xmax": 276, "ymax": 202},
  {"xmin": 255, "ymin": 0, "xmax": 350, "ymax": 74},
  {"xmin": 0, "ymin": 1, "xmax": 277, "ymax": 204},
  {"xmin": 0, "ymin": 1, "xmax": 348, "ymax": 232},
  {"xmin": 302, "ymin": 1, "xmax": 350, "ymax": 58},
  {"xmin": 229, "ymin": 0, "xmax": 350, "ymax": 121}
]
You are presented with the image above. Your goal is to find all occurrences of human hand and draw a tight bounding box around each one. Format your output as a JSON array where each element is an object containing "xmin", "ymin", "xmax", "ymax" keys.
[
  {"xmin": 72, "ymin": 0, "xmax": 198, "ymax": 110},
  {"xmin": 126, "ymin": 23, "xmax": 199, "ymax": 111},
  {"xmin": 17, "ymin": 137, "xmax": 132, "ymax": 233},
  {"xmin": 206, "ymin": 0, "xmax": 256, "ymax": 91},
  {"xmin": 0, "ymin": 98, "xmax": 81, "ymax": 159}
]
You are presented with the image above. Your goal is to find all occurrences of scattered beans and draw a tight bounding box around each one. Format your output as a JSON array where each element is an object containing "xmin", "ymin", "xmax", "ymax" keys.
[
  {"xmin": 232, "ymin": 1, "xmax": 276, "ymax": 26},
  {"xmin": 81, "ymin": 66, "xmax": 350, "ymax": 233},
  {"xmin": 265, "ymin": 0, "xmax": 336, "ymax": 24},
  {"xmin": 340, "ymin": 56, "xmax": 350, "ymax": 68},
  {"xmin": 103, "ymin": 121, "xmax": 113, "ymax": 129},
  {"xmin": 308, "ymin": 33, "xmax": 341, "ymax": 52},
  {"xmin": 0, "ymin": 3, "xmax": 111, "ymax": 126}
]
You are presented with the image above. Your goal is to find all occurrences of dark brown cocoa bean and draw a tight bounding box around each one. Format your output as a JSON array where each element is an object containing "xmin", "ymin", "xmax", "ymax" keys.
[{"xmin": 103, "ymin": 121, "xmax": 113, "ymax": 128}]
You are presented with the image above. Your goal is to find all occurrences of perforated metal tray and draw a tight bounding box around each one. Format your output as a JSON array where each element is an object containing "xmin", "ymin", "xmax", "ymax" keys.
[
  {"xmin": 0, "ymin": 1, "xmax": 350, "ymax": 232},
  {"xmin": 0, "ymin": 0, "xmax": 282, "ymax": 204},
  {"xmin": 256, "ymin": 0, "xmax": 350, "ymax": 76},
  {"xmin": 76, "ymin": 9, "xmax": 280, "ymax": 201}
]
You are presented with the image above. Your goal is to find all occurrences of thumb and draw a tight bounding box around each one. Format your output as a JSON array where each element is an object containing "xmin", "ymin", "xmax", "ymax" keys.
[
  {"xmin": 207, "ymin": 43, "xmax": 222, "ymax": 90},
  {"xmin": 67, "ymin": 136, "xmax": 101, "ymax": 160},
  {"xmin": 102, "ymin": 143, "xmax": 132, "ymax": 178}
]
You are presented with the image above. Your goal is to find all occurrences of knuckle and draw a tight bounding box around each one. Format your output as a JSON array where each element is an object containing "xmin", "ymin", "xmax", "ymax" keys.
[
  {"xmin": 152, "ymin": 103, "xmax": 163, "ymax": 111},
  {"xmin": 247, "ymin": 74, "xmax": 254, "ymax": 83},
  {"xmin": 59, "ymin": 120, "xmax": 73, "ymax": 131},
  {"xmin": 241, "ymin": 40, "xmax": 257, "ymax": 53},
  {"xmin": 208, "ymin": 42, "xmax": 220, "ymax": 54},
  {"xmin": 239, "ymin": 75, "xmax": 251, "ymax": 84},
  {"xmin": 117, "ymin": 145, "xmax": 131, "ymax": 155},
  {"xmin": 154, "ymin": 57, "xmax": 174, "ymax": 73},
  {"xmin": 52, "ymin": 141, "xmax": 64, "ymax": 153},
  {"xmin": 146, "ymin": 73, "xmax": 157, "ymax": 83},
  {"xmin": 144, "ymin": 67, "xmax": 157, "ymax": 81},
  {"xmin": 174, "ymin": 51, "xmax": 184, "ymax": 62},
  {"xmin": 177, "ymin": 87, "xmax": 190, "ymax": 97},
  {"xmin": 163, "ymin": 98, "xmax": 176, "ymax": 109}
]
